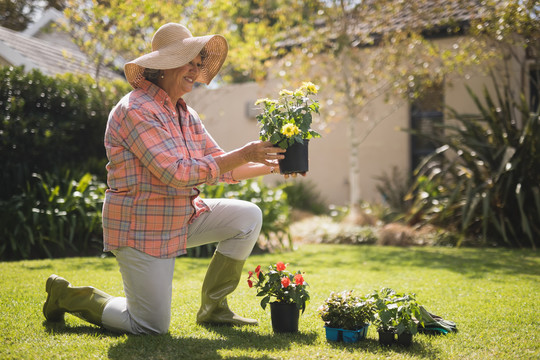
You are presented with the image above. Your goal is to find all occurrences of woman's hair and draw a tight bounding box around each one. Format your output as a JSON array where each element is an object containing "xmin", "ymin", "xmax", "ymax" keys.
[
  {"xmin": 142, "ymin": 49, "xmax": 208, "ymax": 86},
  {"xmin": 142, "ymin": 68, "xmax": 163, "ymax": 86},
  {"xmin": 199, "ymin": 48, "xmax": 208, "ymax": 63}
]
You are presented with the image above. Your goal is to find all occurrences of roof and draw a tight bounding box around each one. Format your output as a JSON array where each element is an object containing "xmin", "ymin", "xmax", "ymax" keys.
[
  {"xmin": 277, "ymin": 0, "xmax": 484, "ymax": 48},
  {"xmin": 0, "ymin": 24, "xmax": 122, "ymax": 81}
]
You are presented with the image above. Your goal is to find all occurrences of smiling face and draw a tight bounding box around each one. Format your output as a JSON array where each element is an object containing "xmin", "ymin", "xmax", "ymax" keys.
[{"xmin": 159, "ymin": 54, "xmax": 203, "ymax": 103}]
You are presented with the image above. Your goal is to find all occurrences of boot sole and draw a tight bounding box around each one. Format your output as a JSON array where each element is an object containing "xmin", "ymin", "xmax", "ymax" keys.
[{"xmin": 43, "ymin": 274, "xmax": 67, "ymax": 322}]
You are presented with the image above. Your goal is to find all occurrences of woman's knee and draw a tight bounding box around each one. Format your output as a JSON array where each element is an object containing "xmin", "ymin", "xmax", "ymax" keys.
[
  {"xmin": 243, "ymin": 200, "xmax": 263, "ymax": 225},
  {"xmin": 132, "ymin": 312, "xmax": 171, "ymax": 335}
]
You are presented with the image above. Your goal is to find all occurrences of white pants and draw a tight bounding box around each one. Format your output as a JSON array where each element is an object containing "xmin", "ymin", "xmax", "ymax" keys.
[{"xmin": 101, "ymin": 198, "xmax": 262, "ymax": 334}]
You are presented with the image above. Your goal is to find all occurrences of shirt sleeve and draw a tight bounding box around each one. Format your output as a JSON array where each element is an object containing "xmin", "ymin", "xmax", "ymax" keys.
[
  {"xmin": 119, "ymin": 104, "xmax": 221, "ymax": 188},
  {"xmin": 186, "ymin": 106, "xmax": 238, "ymax": 184}
]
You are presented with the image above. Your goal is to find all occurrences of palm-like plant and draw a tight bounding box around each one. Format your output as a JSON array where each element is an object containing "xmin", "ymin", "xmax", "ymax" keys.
[{"xmin": 406, "ymin": 77, "xmax": 540, "ymax": 248}]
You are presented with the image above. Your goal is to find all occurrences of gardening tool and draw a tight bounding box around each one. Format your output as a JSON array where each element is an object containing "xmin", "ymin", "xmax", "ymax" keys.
[{"xmin": 415, "ymin": 305, "xmax": 458, "ymax": 335}]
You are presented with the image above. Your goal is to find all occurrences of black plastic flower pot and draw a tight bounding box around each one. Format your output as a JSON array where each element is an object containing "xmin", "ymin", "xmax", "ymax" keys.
[
  {"xmin": 278, "ymin": 140, "xmax": 309, "ymax": 174},
  {"xmin": 397, "ymin": 332, "xmax": 413, "ymax": 346},
  {"xmin": 378, "ymin": 329, "xmax": 395, "ymax": 346},
  {"xmin": 270, "ymin": 302, "xmax": 299, "ymax": 333}
]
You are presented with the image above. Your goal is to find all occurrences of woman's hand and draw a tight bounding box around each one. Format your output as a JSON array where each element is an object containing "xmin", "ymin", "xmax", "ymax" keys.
[{"xmin": 240, "ymin": 141, "xmax": 286, "ymax": 166}]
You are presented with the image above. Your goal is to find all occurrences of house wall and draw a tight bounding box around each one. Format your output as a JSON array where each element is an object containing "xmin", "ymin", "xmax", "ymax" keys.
[
  {"xmin": 184, "ymin": 81, "xmax": 412, "ymax": 206},
  {"xmin": 179, "ymin": 38, "xmax": 525, "ymax": 207}
]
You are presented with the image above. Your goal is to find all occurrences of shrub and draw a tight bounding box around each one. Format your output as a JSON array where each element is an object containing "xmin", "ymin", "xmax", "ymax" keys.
[
  {"xmin": 0, "ymin": 66, "xmax": 129, "ymax": 199},
  {"xmin": 375, "ymin": 166, "xmax": 413, "ymax": 222},
  {"xmin": 405, "ymin": 79, "xmax": 540, "ymax": 248},
  {"xmin": 0, "ymin": 172, "xmax": 106, "ymax": 260},
  {"xmin": 281, "ymin": 180, "xmax": 328, "ymax": 215}
]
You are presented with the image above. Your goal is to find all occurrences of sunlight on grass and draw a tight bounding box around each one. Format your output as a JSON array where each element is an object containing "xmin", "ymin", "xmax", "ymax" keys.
[{"xmin": 1, "ymin": 244, "xmax": 538, "ymax": 359}]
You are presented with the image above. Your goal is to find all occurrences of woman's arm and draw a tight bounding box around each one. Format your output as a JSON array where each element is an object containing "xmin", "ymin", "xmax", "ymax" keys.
[{"xmin": 231, "ymin": 163, "xmax": 275, "ymax": 181}]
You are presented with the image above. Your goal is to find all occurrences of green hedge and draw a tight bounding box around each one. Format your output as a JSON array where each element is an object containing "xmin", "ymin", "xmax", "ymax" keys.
[
  {"xmin": 0, "ymin": 66, "xmax": 129, "ymax": 199},
  {"xmin": 0, "ymin": 66, "xmax": 129, "ymax": 260}
]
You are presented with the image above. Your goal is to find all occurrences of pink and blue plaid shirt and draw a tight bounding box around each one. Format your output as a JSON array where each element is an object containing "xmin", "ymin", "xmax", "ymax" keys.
[{"xmin": 102, "ymin": 80, "xmax": 236, "ymax": 258}]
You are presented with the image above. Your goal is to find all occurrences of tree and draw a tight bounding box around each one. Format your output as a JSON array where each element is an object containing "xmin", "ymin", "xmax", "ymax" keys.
[
  {"xmin": 270, "ymin": 0, "xmax": 538, "ymax": 213},
  {"xmin": 0, "ymin": 0, "xmax": 63, "ymax": 31},
  {"xmin": 60, "ymin": 0, "xmax": 321, "ymax": 83},
  {"xmin": 59, "ymin": 0, "xmax": 538, "ymax": 214}
]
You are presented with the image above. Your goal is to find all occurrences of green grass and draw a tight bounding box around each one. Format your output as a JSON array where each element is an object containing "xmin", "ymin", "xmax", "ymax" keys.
[{"xmin": 1, "ymin": 244, "xmax": 539, "ymax": 359}]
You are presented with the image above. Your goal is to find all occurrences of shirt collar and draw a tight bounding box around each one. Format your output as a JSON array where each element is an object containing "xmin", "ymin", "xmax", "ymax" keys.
[
  {"xmin": 177, "ymin": 98, "xmax": 188, "ymax": 112},
  {"xmin": 139, "ymin": 79, "xmax": 188, "ymax": 112}
]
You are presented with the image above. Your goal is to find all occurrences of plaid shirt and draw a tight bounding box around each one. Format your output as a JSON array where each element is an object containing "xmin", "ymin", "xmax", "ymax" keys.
[{"xmin": 102, "ymin": 80, "xmax": 235, "ymax": 258}]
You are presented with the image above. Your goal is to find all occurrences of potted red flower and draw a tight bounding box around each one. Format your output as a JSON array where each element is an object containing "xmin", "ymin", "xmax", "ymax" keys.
[{"xmin": 247, "ymin": 261, "xmax": 310, "ymax": 333}]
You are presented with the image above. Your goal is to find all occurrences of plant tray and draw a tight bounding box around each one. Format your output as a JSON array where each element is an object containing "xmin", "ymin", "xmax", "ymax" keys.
[{"xmin": 325, "ymin": 325, "xmax": 369, "ymax": 343}]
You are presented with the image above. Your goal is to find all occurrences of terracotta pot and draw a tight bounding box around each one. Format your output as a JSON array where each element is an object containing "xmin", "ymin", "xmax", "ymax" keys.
[
  {"xmin": 278, "ymin": 140, "xmax": 309, "ymax": 174},
  {"xmin": 270, "ymin": 302, "xmax": 299, "ymax": 333}
]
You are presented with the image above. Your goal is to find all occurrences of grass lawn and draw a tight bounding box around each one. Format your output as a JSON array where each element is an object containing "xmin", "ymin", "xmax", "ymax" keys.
[{"xmin": 1, "ymin": 243, "xmax": 539, "ymax": 360}]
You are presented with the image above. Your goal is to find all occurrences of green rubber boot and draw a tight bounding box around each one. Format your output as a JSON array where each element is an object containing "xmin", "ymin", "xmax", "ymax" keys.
[
  {"xmin": 43, "ymin": 274, "xmax": 113, "ymax": 326},
  {"xmin": 196, "ymin": 252, "xmax": 258, "ymax": 326}
]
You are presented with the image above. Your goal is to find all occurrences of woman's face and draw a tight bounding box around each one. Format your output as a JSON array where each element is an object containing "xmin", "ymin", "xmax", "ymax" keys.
[{"xmin": 160, "ymin": 55, "xmax": 203, "ymax": 100}]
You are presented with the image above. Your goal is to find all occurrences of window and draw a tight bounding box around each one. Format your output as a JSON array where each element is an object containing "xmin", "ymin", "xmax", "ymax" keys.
[{"xmin": 410, "ymin": 83, "xmax": 444, "ymax": 172}]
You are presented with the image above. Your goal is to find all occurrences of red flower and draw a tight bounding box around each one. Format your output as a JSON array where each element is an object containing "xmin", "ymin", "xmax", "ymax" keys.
[
  {"xmin": 281, "ymin": 276, "xmax": 291, "ymax": 288},
  {"xmin": 276, "ymin": 262, "xmax": 286, "ymax": 271},
  {"xmin": 247, "ymin": 279, "xmax": 253, "ymax": 288},
  {"xmin": 248, "ymin": 271, "xmax": 253, "ymax": 279},
  {"xmin": 294, "ymin": 274, "xmax": 304, "ymax": 286},
  {"xmin": 255, "ymin": 265, "xmax": 261, "ymax": 278}
]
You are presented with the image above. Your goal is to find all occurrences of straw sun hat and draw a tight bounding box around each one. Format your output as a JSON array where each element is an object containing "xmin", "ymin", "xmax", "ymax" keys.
[{"xmin": 124, "ymin": 23, "xmax": 228, "ymax": 89}]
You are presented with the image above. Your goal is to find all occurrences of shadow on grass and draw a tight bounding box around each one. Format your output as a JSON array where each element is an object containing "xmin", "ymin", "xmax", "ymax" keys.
[
  {"xmin": 106, "ymin": 325, "xmax": 318, "ymax": 360},
  {"xmin": 325, "ymin": 336, "xmax": 442, "ymax": 360},
  {"xmin": 42, "ymin": 320, "xmax": 123, "ymax": 338},
  {"xmin": 43, "ymin": 320, "xmax": 441, "ymax": 360},
  {"xmin": 294, "ymin": 244, "xmax": 540, "ymax": 278}
]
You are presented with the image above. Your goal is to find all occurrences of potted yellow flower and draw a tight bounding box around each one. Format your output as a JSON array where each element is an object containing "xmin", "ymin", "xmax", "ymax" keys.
[{"xmin": 255, "ymin": 82, "xmax": 321, "ymax": 174}]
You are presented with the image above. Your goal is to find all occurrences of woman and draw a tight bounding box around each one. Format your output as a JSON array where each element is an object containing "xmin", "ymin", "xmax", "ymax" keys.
[{"xmin": 42, "ymin": 23, "xmax": 290, "ymax": 334}]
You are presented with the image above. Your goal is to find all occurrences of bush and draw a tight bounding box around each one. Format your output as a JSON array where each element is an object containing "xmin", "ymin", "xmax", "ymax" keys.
[
  {"xmin": 0, "ymin": 172, "xmax": 106, "ymax": 260},
  {"xmin": 405, "ymin": 79, "xmax": 540, "ymax": 248},
  {"xmin": 281, "ymin": 180, "xmax": 328, "ymax": 215},
  {"xmin": 0, "ymin": 66, "xmax": 129, "ymax": 199}
]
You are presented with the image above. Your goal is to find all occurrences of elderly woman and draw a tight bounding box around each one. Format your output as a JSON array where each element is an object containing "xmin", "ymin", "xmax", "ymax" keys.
[{"xmin": 42, "ymin": 23, "xmax": 289, "ymax": 334}]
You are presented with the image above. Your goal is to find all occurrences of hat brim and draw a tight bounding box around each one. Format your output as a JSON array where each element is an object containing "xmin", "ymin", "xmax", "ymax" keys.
[{"xmin": 124, "ymin": 34, "xmax": 228, "ymax": 89}]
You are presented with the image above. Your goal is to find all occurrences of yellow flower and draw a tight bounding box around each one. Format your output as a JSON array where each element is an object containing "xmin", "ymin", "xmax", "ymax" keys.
[
  {"xmin": 281, "ymin": 123, "xmax": 300, "ymax": 138},
  {"xmin": 279, "ymin": 89, "xmax": 293, "ymax": 96},
  {"xmin": 301, "ymin": 81, "xmax": 318, "ymax": 94},
  {"xmin": 254, "ymin": 98, "xmax": 278, "ymax": 106},
  {"xmin": 293, "ymin": 89, "xmax": 303, "ymax": 97},
  {"xmin": 254, "ymin": 98, "xmax": 269, "ymax": 106}
]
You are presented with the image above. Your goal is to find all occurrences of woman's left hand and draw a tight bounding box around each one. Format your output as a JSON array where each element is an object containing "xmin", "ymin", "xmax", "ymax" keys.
[{"xmin": 240, "ymin": 141, "xmax": 286, "ymax": 166}]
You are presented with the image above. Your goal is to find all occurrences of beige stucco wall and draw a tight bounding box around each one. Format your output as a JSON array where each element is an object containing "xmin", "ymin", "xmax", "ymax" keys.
[
  {"xmin": 184, "ymin": 81, "xmax": 412, "ymax": 206},
  {"xmin": 184, "ymin": 37, "xmax": 524, "ymax": 207}
]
